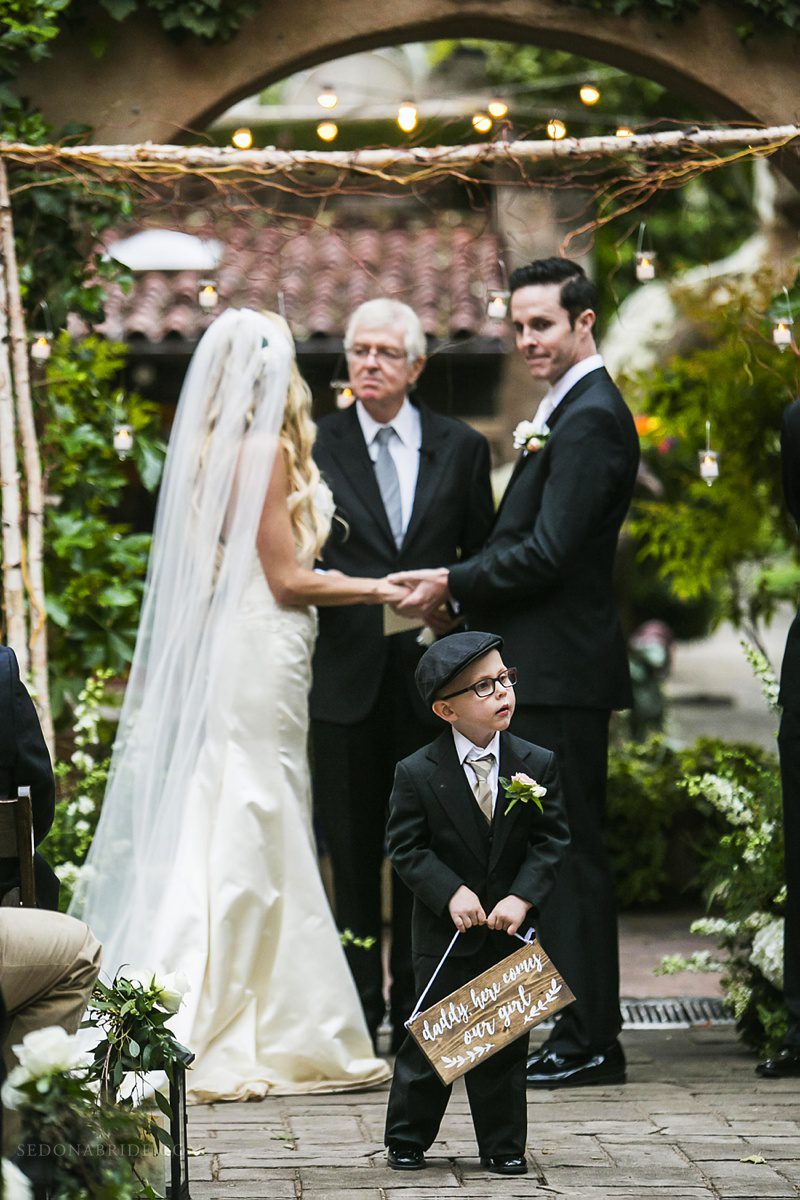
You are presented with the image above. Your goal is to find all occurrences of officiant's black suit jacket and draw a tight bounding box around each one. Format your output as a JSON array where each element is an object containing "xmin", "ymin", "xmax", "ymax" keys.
[
  {"xmin": 310, "ymin": 401, "xmax": 494, "ymax": 725},
  {"xmin": 387, "ymin": 729, "xmax": 569, "ymax": 961},
  {"xmin": 448, "ymin": 367, "xmax": 639, "ymax": 710},
  {"xmin": 0, "ymin": 645, "xmax": 59, "ymax": 909}
]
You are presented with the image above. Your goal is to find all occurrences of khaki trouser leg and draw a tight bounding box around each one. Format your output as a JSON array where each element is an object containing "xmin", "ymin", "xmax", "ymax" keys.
[{"xmin": 0, "ymin": 909, "xmax": 102, "ymax": 1154}]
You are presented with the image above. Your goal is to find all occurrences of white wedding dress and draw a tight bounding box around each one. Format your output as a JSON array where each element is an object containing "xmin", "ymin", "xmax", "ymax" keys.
[
  {"xmin": 72, "ymin": 312, "xmax": 388, "ymax": 1104},
  {"xmin": 145, "ymin": 484, "xmax": 390, "ymax": 1101}
]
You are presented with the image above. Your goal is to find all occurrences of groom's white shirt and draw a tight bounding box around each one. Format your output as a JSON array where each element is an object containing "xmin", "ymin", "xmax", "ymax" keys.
[{"xmin": 531, "ymin": 353, "xmax": 605, "ymax": 434}]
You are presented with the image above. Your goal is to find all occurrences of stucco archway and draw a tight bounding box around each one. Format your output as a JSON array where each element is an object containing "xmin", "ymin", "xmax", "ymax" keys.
[{"xmin": 16, "ymin": 1, "xmax": 800, "ymax": 148}]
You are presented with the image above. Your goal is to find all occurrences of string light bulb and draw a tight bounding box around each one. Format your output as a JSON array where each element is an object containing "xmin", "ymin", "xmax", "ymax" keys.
[
  {"xmin": 472, "ymin": 112, "xmax": 492, "ymax": 134},
  {"xmin": 487, "ymin": 97, "xmax": 508, "ymax": 119},
  {"xmin": 316, "ymin": 120, "xmax": 338, "ymax": 142},
  {"xmin": 616, "ymin": 126, "xmax": 635, "ymax": 138},
  {"xmin": 579, "ymin": 83, "xmax": 601, "ymax": 106},
  {"xmin": 397, "ymin": 101, "xmax": 418, "ymax": 134},
  {"xmin": 231, "ymin": 127, "xmax": 253, "ymax": 150},
  {"xmin": 546, "ymin": 118, "xmax": 567, "ymax": 140},
  {"xmin": 316, "ymin": 84, "xmax": 338, "ymax": 110}
]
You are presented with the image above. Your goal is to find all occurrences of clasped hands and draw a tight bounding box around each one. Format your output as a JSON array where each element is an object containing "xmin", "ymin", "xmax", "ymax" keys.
[
  {"xmin": 448, "ymin": 884, "xmax": 531, "ymax": 937},
  {"xmin": 379, "ymin": 566, "xmax": 454, "ymax": 634}
]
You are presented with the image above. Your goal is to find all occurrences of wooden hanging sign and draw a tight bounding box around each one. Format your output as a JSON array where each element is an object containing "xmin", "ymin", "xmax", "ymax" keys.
[{"xmin": 406, "ymin": 936, "xmax": 574, "ymax": 1085}]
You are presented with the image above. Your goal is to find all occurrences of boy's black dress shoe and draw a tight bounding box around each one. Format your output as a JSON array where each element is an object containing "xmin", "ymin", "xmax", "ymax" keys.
[
  {"xmin": 526, "ymin": 1041, "xmax": 626, "ymax": 1087},
  {"xmin": 756, "ymin": 1048, "xmax": 800, "ymax": 1078},
  {"xmin": 387, "ymin": 1145, "xmax": 426, "ymax": 1170},
  {"xmin": 481, "ymin": 1155, "xmax": 528, "ymax": 1176}
]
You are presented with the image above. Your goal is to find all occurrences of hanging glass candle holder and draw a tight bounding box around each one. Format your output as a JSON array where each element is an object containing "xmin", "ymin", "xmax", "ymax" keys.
[
  {"xmin": 198, "ymin": 279, "xmax": 219, "ymax": 310},
  {"xmin": 698, "ymin": 421, "xmax": 719, "ymax": 487},
  {"xmin": 486, "ymin": 288, "xmax": 510, "ymax": 321},
  {"xmin": 635, "ymin": 223, "xmax": 656, "ymax": 282},
  {"xmin": 113, "ymin": 423, "xmax": 134, "ymax": 460},
  {"xmin": 772, "ymin": 289, "xmax": 795, "ymax": 352},
  {"xmin": 331, "ymin": 380, "xmax": 355, "ymax": 409},
  {"xmin": 30, "ymin": 332, "xmax": 52, "ymax": 362}
]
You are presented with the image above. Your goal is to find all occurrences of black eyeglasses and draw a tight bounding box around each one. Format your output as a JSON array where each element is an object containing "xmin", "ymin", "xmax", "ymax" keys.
[{"xmin": 440, "ymin": 668, "xmax": 518, "ymax": 701}]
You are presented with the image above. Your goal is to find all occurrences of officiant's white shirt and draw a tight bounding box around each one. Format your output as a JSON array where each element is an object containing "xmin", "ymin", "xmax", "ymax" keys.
[
  {"xmin": 531, "ymin": 352, "xmax": 605, "ymax": 433},
  {"xmin": 453, "ymin": 727, "xmax": 501, "ymax": 817},
  {"xmin": 357, "ymin": 397, "xmax": 421, "ymax": 535}
]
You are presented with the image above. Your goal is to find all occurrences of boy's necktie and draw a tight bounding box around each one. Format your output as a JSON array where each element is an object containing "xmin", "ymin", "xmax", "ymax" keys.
[
  {"xmin": 469, "ymin": 754, "xmax": 495, "ymax": 824},
  {"xmin": 373, "ymin": 426, "xmax": 403, "ymax": 548}
]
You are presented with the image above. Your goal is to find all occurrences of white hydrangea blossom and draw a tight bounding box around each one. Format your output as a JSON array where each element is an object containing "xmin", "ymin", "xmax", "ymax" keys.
[
  {"xmin": 690, "ymin": 917, "xmax": 738, "ymax": 938},
  {"xmin": 689, "ymin": 773, "xmax": 754, "ymax": 826},
  {"xmin": 749, "ymin": 917, "xmax": 784, "ymax": 989}
]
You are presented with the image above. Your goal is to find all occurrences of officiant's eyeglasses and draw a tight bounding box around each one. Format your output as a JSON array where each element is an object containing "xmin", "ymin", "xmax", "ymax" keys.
[
  {"xmin": 347, "ymin": 343, "xmax": 406, "ymax": 363},
  {"xmin": 440, "ymin": 668, "xmax": 518, "ymax": 701}
]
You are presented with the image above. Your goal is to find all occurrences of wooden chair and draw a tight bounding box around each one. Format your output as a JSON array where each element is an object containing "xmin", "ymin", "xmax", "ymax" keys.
[{"xmin": 0, "ymin": 787, "xmax": 37, "ymax": 907}]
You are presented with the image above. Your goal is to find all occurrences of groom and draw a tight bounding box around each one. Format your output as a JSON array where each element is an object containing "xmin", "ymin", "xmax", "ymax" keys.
[
  {"xmin": 391, "ymin": 258, "xmax": 640, "ymax": 1086},
  {"xmin": 310, "ymin": 298, "xmax": 494, "ymax": 1051}
]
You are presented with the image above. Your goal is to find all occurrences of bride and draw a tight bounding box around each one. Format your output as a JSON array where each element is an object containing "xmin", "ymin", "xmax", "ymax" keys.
[{"xmin": 71, "ymin": 308, "xmax": 400, "ymax": 1100}]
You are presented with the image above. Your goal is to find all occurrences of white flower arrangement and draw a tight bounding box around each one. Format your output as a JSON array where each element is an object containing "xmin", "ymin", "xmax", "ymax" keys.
[
  {"xmin": 2, "ymin": 1027, "xmax": 92, "ymax": 1110},
  {"xmin": 686, "ymin": 772, "xmax": 754, "ymax": 826}
]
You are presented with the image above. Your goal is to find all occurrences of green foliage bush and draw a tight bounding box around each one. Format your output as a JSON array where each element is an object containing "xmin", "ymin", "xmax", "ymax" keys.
[
  {"xmin": 625, "ymin": 278, "xmax": 800, "ymax": 640},
  {"xmin": 570, "ymin": 0, "xmax": 800, "ymax": 33},
  {"xmin": 39, "ymin": 335, "xmax": 164, "ymax": 714}
]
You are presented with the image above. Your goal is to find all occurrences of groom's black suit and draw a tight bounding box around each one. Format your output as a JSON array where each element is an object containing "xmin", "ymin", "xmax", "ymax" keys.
[
  {"xmin": 448, "ymin": 366, "xmax": 640, "ymax": 1057},
  {"xmin": 310, "ymin": 401, "xmax": 493, "ymax": 1043},
  {"xmin": 384, "ymin": 729, "xmax": 569, "ymax": 1154}
]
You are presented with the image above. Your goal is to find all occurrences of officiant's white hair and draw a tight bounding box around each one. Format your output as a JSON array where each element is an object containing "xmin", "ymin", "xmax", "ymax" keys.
[{"xmin": 344, "ymin": 298, "xmax": 426, "ymax": 363}]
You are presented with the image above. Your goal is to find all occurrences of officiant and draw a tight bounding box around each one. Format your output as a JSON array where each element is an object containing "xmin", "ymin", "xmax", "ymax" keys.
[{"xmin": 310, "ymin": 298, "xmax": 493, "ymax": 1051}]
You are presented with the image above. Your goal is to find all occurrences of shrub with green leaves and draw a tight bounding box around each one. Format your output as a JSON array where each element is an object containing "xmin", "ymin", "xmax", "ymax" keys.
[{"xmin": 39, "ymin": 335, "xmax": 164, "ymax": 715}]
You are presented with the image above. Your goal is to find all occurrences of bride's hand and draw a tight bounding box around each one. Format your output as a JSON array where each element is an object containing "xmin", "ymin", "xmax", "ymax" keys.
[{"xmin": 374, "ymin": 578, "xmax": 411, "ymax": 605}]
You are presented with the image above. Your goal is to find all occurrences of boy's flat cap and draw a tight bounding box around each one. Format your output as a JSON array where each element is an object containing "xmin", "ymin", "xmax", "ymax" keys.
[{"xmin": 415, "ymin": 631, "xmax": 503, "ymax": 706}]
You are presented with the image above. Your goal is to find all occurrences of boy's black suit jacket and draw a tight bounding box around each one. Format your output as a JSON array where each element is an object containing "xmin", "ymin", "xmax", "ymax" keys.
[
  {"xmin": 386, "ymin": 729, "xmax": 569, "ymax": 960},
  {"xmin": 0, "ymin": 645, "xmax": 59, "ymax": 908},
  {"xmin": 310, "ymin": 402, "xmax": 493, "ymax": 725},
  {"xmin": 449, "ymin": 367, "xmax": 639, "ymax": 711}
]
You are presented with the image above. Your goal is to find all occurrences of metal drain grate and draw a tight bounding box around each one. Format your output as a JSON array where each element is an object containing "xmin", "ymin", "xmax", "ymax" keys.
[
  {"xmin": 621, "ymin": 997, "xmax": 734, "ymax": 1029},
  {"xmin": 530, "ymin": 997, "xmax": 734, "ymax": 1033}
]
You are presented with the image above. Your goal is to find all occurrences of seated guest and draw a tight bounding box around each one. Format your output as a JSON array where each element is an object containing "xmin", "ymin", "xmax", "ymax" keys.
[
  {"xmin": 0, "ymin": 908, "xmax": 102, "ymax": 1153},
  {"xmin": 0, "ymin": 645, "xmax": 58, "ymax": 910}
]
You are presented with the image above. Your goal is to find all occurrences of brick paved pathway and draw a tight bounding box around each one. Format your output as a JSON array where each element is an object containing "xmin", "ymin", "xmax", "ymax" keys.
[{"xmin": 186, "ymin": 1027, "xmax": 800, "ymax": 1198}]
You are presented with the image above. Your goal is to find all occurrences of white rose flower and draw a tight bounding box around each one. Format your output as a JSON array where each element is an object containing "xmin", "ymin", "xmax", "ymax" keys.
[
  {"xmin": 76, "ymin": 795, "xmax": 95, "ymax": 815},
  {"xmin": 512, "ymin": 420, "xmax": 538, "ymax": 450},
  {"xmin": 13, "ymin": 1026, "xmax": 90, "ymax": 1081},
  {"xmin": 1, "ymin": 1065, "xmax": 29, "ymax": 1110},
  {"xmin": 152, "ymin": 970, "xmax": 191, "ymax": 1014},
  {"xmin": 2, "ymin": 1158, "xmax": 33, "ymax": 1199}
]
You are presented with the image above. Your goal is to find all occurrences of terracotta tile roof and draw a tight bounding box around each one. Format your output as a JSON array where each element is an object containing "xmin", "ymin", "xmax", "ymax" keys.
[{"xmin": 98, "ymin": 219, "xmax": 506, "ymax": 345}]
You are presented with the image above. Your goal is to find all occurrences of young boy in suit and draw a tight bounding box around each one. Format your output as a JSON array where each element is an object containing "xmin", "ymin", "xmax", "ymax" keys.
[{"xmin": 384, "ymin": 631, "xmax": 569, "ymax": 1176}]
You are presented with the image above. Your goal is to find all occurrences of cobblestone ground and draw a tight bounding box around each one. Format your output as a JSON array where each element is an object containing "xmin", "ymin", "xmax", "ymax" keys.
[{"xmin": 186, "ymin": 1028, "xmax": 800, "ymax": 1198}]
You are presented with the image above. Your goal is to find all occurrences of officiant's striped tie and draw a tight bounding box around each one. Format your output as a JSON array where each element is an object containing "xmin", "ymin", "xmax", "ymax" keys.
[
  {"xmin": 373, "ymin": 425, "xmax": 403, "ymax": 548},
  {"xmin": 469, "ymin": 754, "xmax": 495, "ymax": 824}
]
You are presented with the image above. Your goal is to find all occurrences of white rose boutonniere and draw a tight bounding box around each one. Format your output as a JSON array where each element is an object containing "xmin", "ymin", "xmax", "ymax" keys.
[
  {"xmin": 512, "ymin": 420, "xmax": 550, "ymax": 454},
  {"xmin": 500, "ymin": 771, "xmax": 547, "ymax": 816}
]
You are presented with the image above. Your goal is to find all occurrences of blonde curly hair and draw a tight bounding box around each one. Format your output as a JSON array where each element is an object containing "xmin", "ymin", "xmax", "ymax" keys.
[{"xmin": 262, "ymin": 312, "xmax": 329, "ymax": 563}]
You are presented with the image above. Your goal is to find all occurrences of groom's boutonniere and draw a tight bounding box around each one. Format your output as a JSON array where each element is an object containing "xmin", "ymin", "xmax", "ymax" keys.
[
  {"xmin": 499, "ymin": 771, "xmax": 547, "ymax": 816},
  {"xmin": 512, "ymin": 420, "xmax": 550, "ymax": 455}
]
